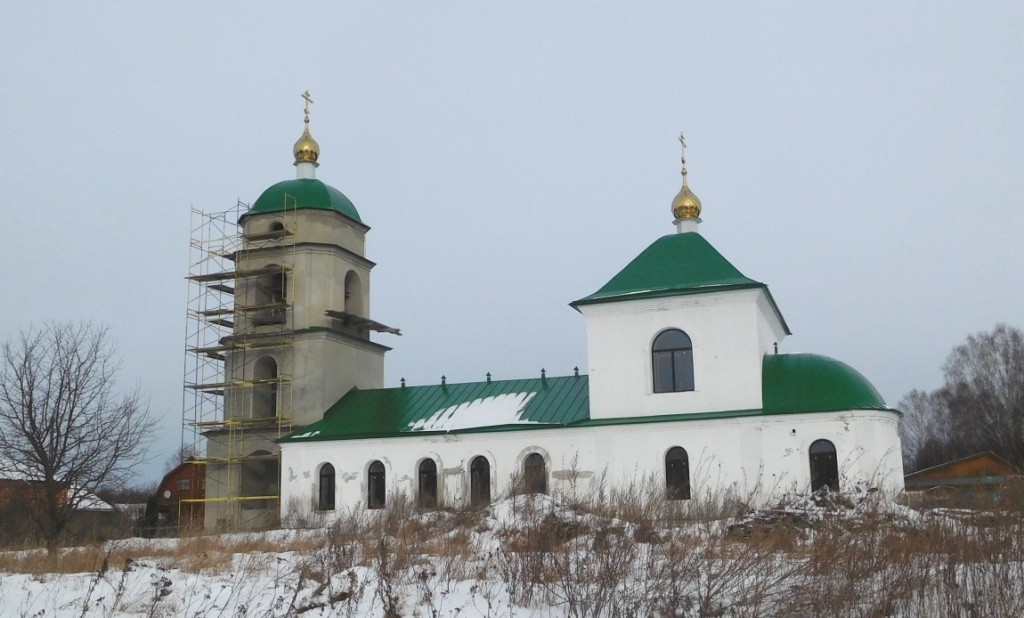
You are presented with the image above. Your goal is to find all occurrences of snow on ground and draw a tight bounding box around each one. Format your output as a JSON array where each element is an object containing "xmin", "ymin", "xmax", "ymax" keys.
[{"xmin": 1, "ymin": 492, "xmax": 1022, "ymax": 617}]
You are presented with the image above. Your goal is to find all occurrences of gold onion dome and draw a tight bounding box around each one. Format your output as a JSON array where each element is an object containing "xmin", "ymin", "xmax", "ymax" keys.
[
  {"xmin": 671, "ymin": 132, "xmax": 701, "ymax": 220},
  {"xmin": 293, "ymin": 90, "xmax": 320, "ymax": 164},
  {"xmin": 672, "ymin": 185, "xmax": 702, "ymax": 220},
  {"xmin": 293, "ymin": 123, "xmax": 320, "ymax": 164}
]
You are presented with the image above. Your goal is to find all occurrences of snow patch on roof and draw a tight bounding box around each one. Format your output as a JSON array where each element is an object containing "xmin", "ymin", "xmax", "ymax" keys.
[{"xmin": 408, "ymin": 392, "xmax": 539, "ymax": 432}]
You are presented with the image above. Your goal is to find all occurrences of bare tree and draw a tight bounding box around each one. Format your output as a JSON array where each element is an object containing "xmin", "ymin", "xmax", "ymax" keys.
[
  {"xmin": 898, "ymin": 389, "xmax": 954, "ymax": 471},
  {"xmin": 942, "ymin": 324, "xmax": 1024, "ymax": 467},
  {"xmin": 900, "ymin": 324, "xmax": 1024, "ymax": 471},
  {"xmin": 0, "ymin": 323, "xmax": 154, "ymax": 551}
]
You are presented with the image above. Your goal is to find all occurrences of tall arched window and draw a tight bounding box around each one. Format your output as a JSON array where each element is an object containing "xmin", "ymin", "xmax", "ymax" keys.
[
  {"xmin": 523, "ymin": 453, "xmax": 547, "ymax": 494},
  {"xmin": 367, "ymin": 460, "xmax": 386, "ymax": 509},
  {"xmin": 809, "ymin": 439, "xmax": 839, "ymax": 493},
  {"xmin": 653, "ymin": 329, "xmax": 695, "ymax": 393},
  {"xmin": 418, "ymin": 459, "xmax": 438, "ymax": 508},
  {"xmin": 470, "ymin": 456, "xmax": 491, "ymax": 507},
  {"xmin": 253, "ymin": 264, "xmax": 287, "ymax": 325},
  {"xmin": 665, "ymin": 447, "xmax": 691, "ymax": 500},
  {"xmin": 344, "ymin": 270, "xmax": 364, "ymax": 316},
  {"xmin": 252, "ymin": 356, "xmax": 278, "ymax": 419},
  {"xmin": 318, "ymin": 463, "xmax": 336, "ymax": 511}
]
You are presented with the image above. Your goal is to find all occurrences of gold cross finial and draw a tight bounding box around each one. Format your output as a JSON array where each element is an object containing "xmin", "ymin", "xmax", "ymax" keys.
[
  {"xmin": 302, "ymin": 90, "xmax": 314, "ymax": 123},
  {"xmin": 678, "ymin": 132, "xmax": 688, "ymax": 183}
]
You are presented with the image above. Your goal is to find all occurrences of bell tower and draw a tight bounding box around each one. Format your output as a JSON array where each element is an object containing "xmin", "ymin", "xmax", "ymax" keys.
[{"xmin": 197, "ymin": 93, "xmax": 399, "ymax": 529}]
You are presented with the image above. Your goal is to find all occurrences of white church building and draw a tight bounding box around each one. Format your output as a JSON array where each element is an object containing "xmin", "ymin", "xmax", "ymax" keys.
[{"xmin": 208, "ymin": 100, "xmax": 903, "ymax": 525}]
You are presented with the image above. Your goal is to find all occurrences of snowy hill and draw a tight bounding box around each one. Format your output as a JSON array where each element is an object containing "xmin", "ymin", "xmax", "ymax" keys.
[{"xmin": 1, "ymin": 492, "xmax": 1023, "ymax": 616}]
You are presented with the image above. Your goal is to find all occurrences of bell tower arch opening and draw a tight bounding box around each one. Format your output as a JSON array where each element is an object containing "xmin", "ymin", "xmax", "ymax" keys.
[
  {"xmin": 252, "ymin": 356, "xmax": 279, "ymax": 419},
  {"xmin": 344, "ymin": 270, "xmax": 364, "ymax": 316}
]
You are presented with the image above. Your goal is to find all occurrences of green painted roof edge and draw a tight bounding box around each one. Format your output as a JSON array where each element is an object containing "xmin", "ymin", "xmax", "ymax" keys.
[
  {"xmin": 572, "ymin": 281, "xmax": 762, "ymax": 307},
  {"xmin": 245, "ymin": 178, "xmax": 364, "ymax": 224},
  {"xmin": 570, "ymin": 283, "xmax": 792, "ymax": 336},
  {"xmin": 760, "ymin": 287, "xmax": 792, "ymax": 336},
  {"xmin": 280, "ymin": 404, "xmax": 900, "ymax": 444}
]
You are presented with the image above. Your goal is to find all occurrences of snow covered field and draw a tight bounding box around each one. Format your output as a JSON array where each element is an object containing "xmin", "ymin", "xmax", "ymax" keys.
[{"xmin": 2, "ymin": 491, "xmax": 1023, "ymax": 617}]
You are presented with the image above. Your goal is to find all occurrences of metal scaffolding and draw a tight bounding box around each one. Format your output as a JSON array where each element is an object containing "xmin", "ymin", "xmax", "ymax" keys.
[{"xmin": 182, "ymin": 198, "xmax": 298, "ymax": 529}]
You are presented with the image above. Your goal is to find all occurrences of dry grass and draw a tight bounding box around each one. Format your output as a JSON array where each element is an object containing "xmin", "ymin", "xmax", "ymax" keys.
[
  {"xmin": 0, "ymin": 529, "xmax": 323, "ymax": 575},
  {"xmin": 3, "ymin": 484, "xmax": 1024, "ymax": 616}
]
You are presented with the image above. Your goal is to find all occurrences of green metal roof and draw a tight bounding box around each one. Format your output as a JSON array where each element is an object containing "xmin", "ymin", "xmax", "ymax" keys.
[
  {"xmin": 284, "ymin": 375, "xmax": 590, "ymax": 442},
  {"xmin": 248, "ymin": 178, "xmax": 362, "ymax": 223},
  {"xmin": 572, "ymin": 232, "xmax": 761, "ymax": 307},
  {"xmin": 283, "ymin": 354, "xmax": 890, "ymax": 443},
  {"xmin": 761, "ymin": 353, "xmax": 887, "ymax": 414},
  {"xmin": 571, "ymin": 232, "xmax": 791, "ymax": 335}
]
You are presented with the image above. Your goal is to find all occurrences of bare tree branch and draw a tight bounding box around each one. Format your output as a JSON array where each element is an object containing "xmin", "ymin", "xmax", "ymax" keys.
[{"xmin": 0, "ymin": 322, "xmax": 155, "ymax": 550}]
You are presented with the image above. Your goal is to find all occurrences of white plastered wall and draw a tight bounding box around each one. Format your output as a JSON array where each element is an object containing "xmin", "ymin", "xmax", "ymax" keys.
[
  {"xmin": 279, "ymin": 409, "xmax": 904, "ymax": 520},
  {"xmin": 579, "ymin": 288, "xmax": 788, "ymax": 420}
]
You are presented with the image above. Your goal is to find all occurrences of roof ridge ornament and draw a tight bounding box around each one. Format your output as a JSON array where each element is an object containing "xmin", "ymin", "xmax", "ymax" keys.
[
  {"xmin": 671, "ymin": 131, "xmax": 702, "ymax": 233},
  {"xmin": 293, "ymin": 90, "xmax": 320, "ymax": 176}
]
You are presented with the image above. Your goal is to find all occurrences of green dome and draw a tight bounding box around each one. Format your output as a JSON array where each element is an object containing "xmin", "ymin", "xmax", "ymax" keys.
[
  {"xmin": 762, "ymin": 353, "xmax": 887, "ymax": 414},
  {"xmin": 249, "ymin": 178, "xmax": 362, "ymax": 223}
]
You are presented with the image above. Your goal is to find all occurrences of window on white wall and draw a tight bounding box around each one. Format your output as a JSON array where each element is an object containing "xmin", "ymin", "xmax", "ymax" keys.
[
  {"xmin": 470, "ymin": 456, "xmax": 491, "ymax": 507},
  {"xmin": 318, "ymin": 463, "xmax": 336, "ymax": 511},
  {"xmin": 652, "ymin": 329, "xmax": 695, "ymax": 393},
  {"xmin": 665, "ymin": 447, "xmax": 691, "ymax": 500},
  {"xmin": 368, "ymin": 460, "xmax": 386, "ymax": 509},
  {"xmin": 809, "ymin": 439, "xmax": 839, "ymax": 492},
  {"xmin": 418, "ymin": 459, "xmax": 438, "ymax": 508},
  {"xmin": 523, "ymin": 453, "xmax": 547, "ymax": 494}
]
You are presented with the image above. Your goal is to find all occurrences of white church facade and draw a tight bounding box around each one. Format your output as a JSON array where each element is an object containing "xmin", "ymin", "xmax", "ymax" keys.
[{"xmin": 211, "ymin": 100, "xmax": 903, "ymax": 525}]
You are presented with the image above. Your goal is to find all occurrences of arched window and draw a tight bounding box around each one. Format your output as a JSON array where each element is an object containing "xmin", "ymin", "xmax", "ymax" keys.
[
  {"xmin": 269, "ymin": 221, "xmax": 285, "ymax": 234},
  {"xmin": 344, "ymin": 270, "xmax": 364, "ymax": 316},
  {"xmin": 809, "ymin": 439, "xmax": 839, "ymax": 493},
  {"xmin": 470, "ymin": 456, "xmax": 491, "ymax": 507},
  {"xmin": 252, "ymin": 356, "xmax": 278, "ymax": 419},
  {"xmin": 418, "ymin": 459, "xmax": 438, "ymax": 508},
  {"xmin": 523, "ymin": 453, "xmax": 547, "ymax": 494},
  {"xmin": 253, "ymin": 264, "xmax": 287, "ymax": 325},
  {"xmin": 652, "ymin": 329, "xmax": 694, "ymax": 393},
  {"xmin": 665, "ymin": 447, "xmax": 691, "ymax": 500},
  {"xmin": 367, "ymin": 460, "xmax": 386, "ymax": 509},
  {"xmin": 318, "ymin": 463, "xmax": 336, "ymax": 511},
  {"xmin": 241, "ymin": 450, "xmax": 279, "ymax": 511}
]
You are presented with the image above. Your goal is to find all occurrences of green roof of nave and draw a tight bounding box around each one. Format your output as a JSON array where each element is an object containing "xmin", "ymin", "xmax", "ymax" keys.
[
  {"xmin": 760, "ymin": 353, "xmax": 887, "ymax": 415},
  {"xmin": 572, "ymin": 232, "xmax": 762, "ymax": 307},
  {"xmin": 282, "ymin": 354, "xmax": 890, "ymax": 443},
  {"xmin": 249, "ymin": 178, "xmax": 362, "ymax": 223}
]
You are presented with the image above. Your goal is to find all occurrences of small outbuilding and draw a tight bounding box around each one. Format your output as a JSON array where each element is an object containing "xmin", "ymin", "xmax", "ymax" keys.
[
  {"xmin": 903, "ymin": 452, "xmax": 1022, "ymax": 506},
  {"xmin": 148, "ymin": 458, "xmax": 206, "ymax": 528}
]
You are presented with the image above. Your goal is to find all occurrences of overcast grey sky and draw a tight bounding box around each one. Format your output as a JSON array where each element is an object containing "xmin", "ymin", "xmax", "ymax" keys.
[{"xmin": 2, "ymin": 3, "xmax": 1021, "ymax": 485}]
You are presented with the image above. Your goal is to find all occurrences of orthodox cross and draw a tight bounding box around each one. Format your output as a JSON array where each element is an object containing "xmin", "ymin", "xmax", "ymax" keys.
[
  {"xmin": 679, "ymin": 132, "xmax": 689, "ymax": 183},
  {"xmin": 302, "ymin": 90, "xmax": 314, "ymax": 123}
]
